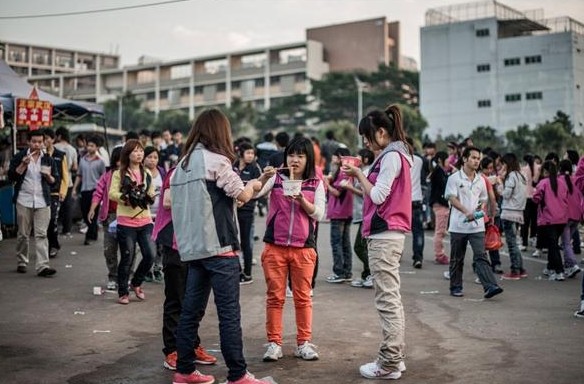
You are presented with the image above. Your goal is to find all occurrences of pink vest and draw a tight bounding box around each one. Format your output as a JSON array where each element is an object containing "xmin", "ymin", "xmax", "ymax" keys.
[
  {"xmin": 362, "ymin": 151, "xmax": 412, "ymax": 237},
  {"xmin": 566, "ymin": 176, "xmax": 584, "ymax": 222},
  {"xmin": 326, "ymin": 172, "xmax": 353, "ymax": 220},
  {"xmin": 264, "ymin": 173, "xmax": 320, "ymax": 248}
]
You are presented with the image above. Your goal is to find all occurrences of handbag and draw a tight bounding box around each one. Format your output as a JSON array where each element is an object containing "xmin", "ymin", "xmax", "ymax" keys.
[{"xmin": 485, "ymin": 224, "xmax": 503, "ymax": 251}]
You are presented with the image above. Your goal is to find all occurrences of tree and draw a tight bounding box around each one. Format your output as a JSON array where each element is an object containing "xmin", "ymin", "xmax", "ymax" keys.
[
  {"xmin": 222, "ymin": 97, "xmax": 258, "ymax": 139},
  {"xmin": 256, "ymin": 94, "xmax": 309, "ymax": 134},
  {"xmin": 533, "ymin": 121, "xmax": 572, "ymax": 155},
  {"xmin": 153, "ymin": 109, "xmax": 190, "ymax": 134},
  {"xmin": 318, "ymin": 120, "xmax": 359, "ymax": 154},
  {"xmin": 468, "ymin": 126, "xmax": 504, "ymax": 152},
  {"xmin": 399, "ymin": 103, "xmax": 427, "ymax": 143},
  {"xmin": 505, "ymin": 124, "xmax": 535, "ymax": 155},
  {"xmin": 102, "ymin": 92, "xmax": 154, "ymax": 132}
]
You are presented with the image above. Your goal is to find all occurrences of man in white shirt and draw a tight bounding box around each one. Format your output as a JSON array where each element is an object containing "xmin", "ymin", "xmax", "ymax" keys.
[
  {"xmin": 444, "ymin": 146, "xmax": 503, "ymax": 299},
  {"xmin": 407, "ymin": 138, "xmax": 425, "ymax": 268},
  {"xmin": 8, "ymin": 130, "xmax": 59, "ymax": 276}
]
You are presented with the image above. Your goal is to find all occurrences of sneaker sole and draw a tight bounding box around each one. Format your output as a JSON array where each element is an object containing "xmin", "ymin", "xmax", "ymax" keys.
[
  {"xmin": 163, "ymin": 361, "xmax": 176, "ymax": 370},
  {"xmin": 239, "ymin": 281, "xmax": 254, "ymax": 285},
  {"xmin": 575, "ymin": 311, "xmax": 584, "ymax": 318},
  {"xmin": 359, "ymin": 368, "xmax": 402, "ymax": 380},
  {"xmin": 195, "ymin": 360, "xmax": 217, "ymax": 365},
  {"xmin": 294, "ymin": 354, "xmax": 319, "ymax": 361},
  {"xmin": 263, "ymin": 355, "xmax": 283, "ymax": 362}
]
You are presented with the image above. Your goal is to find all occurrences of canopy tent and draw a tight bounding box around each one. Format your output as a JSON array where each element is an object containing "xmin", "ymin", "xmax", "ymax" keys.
[{"xmin": 0, "ymin": 59, "xmax": 103, "ymax": 120}]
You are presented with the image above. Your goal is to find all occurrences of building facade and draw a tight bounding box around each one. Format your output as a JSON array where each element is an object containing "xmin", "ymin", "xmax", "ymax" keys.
[
  {"xmin": 15, "ymin": 17, "xmax": 410, "ymax": 121},
  {"xmin": 420, "ymin": 0, "xmax": 584, "ymax": 137},
  {"xmin": 0, "ymin": 40, "xmax": 119, "ymax": 77}
]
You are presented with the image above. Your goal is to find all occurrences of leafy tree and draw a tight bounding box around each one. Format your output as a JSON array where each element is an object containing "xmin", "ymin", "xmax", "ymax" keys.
[
  {"xmin": 468, "ymin": 126, "xmax": 504, "ymax": 152},
  {"xmin": 505, "ymin": 124, "xmax": 535, "ymax": 155},
  {"xmin": 533, "ymin": 122, "xmax": 572, "ymax": 155},
  {"xmin": 399, "ymin": 103, "xmax": 427, "ymax": 143},
  {"xmin": 153, "ymin": 109, "xmax": 190, "ymax": 134},
  {"xmin": 222, "ymin": 97, "xmax": 258, "ymax": 139},
  {"xmin": 102, "ymin": 92, "xmax": 154, "ymax": 132},
  {"xmin": 256, "ymin": 94, "xmax": 309, "ymax": 134},
  {"xmin": 317, "ymin": 120, "xmax": 359, "ymax": 154}
]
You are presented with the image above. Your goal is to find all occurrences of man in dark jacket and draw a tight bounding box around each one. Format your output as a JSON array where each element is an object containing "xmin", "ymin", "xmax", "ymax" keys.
[{"xmin": 8, "ymin": 130, "xmax": 60, "ymax": 276}]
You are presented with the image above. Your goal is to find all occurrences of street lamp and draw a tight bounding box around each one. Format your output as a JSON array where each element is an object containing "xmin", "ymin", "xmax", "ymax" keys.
[{"xmin": 354, "ymin": 76, "xmax": 368, "ymax": 148}]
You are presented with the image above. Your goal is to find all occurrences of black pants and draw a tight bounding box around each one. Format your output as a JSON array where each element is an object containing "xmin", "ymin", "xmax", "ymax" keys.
[
  {"xmin": 81, "ymin": 190, "xmax": 99, "ymax": 241},
  {"xmin": 539, "ymin": 224, "xmax": 566, "ymax": 273},
  {"xmin": 59, "ymin": 187, "xmax": 74, "ymax": 234},
  {"xmin": 237, "ymin": 210, "xmax": 254, "ymax": 277},
  {"xmin": 161, "ymin": 245, "xmax": 201, "ymax": 356},
  {"xmin": 521, "ymin": 198, "xmax": 538, "ymax": 246},
  {"xmin": 47, "ymin": 195, "xmax": 61, "ymax": 251}
]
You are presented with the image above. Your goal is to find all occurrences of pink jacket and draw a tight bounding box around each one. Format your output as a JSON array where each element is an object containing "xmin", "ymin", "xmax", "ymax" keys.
[
  {"xmin": 326, "ymin": 172, "xmax": 353, "ymax": 220},
  {"xmin": 91, "ymin": 170, "xmax": 113, "ymax": 222},
  {"xmin": 532, "ymin": 177, "xmax": 569, "ymax": 226},
  {"xmin": 565, "ymin": 175, "xmax": 584, "ymax": 222}
]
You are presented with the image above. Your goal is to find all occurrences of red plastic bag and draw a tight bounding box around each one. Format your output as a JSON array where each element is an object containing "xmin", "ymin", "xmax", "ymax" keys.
[{"xmin": 485, "ymin": 224, "xmax": 503, "ymax": 251}]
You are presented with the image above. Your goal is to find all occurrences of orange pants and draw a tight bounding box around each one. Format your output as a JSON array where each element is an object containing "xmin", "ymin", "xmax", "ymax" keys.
[{"xmin": 261, "ymin": 243, "xmax": 317, "ymax": 345}]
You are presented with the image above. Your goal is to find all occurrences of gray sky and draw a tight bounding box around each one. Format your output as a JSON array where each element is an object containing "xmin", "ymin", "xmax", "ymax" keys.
[{"xmin": 1, "ymin": 0, "xmax": 583, "ymax": 67}]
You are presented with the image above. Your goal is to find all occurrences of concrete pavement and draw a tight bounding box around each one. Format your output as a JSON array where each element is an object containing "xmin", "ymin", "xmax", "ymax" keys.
[{"xmin": 0, "ymin": 219, "xmax": 583, "ymax": 384}]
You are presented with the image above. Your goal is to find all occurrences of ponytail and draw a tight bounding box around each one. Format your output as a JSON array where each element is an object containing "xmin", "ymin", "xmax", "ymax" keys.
[
  {"xmin": 384, "ymin": 104, "xmax": 413, "ymax": 155},
  {"xmin": 559, "ymin": 159, "xmax": 573, "ymax": 194}
]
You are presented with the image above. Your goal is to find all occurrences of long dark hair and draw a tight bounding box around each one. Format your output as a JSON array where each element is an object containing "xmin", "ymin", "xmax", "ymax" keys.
[
  {"xmin": 284, "ymin": 137, "xmax": 315, "ymax": 180},
  {"xmin": 107, "ymin": 146, "xmax": 123, "ymax": 172},
  {"xmin": 542, "ymin": 160, "xmax": 558, "ymax": 196},
  {"xmin": 181, "ymin": 109, "xmax": 236, "ymax": 169},
  {"xmin": 358, "ymin": 104, "xmax": 413, "ymax": 155},
  {"xmin": 501, "ymin": 153, "xmax": 524, "ymax": 183},
  {"xmin": 559, "ymin": 159, "xmax": 574, "ymax": 194},
  {"xmin": 119, "ymin": 139, "xmax": 144, "ymax": 179},
  {"xmin": 523, "ymin": 154, "xmax": 535, "ymax": 179}
]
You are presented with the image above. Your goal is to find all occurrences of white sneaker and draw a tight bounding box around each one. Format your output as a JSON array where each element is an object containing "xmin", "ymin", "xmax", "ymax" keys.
[
  {"xmin": 443, "ymin": 271, "xmax": 450, "ymax": 280},
  {"xmin": 351, "ymin": 278, "xmax": 364, "ymax": 287},
  {"xmin": 474, "ymin": 277, "xmax": 481, "ymax": 285},
  {"xmin": 294, "ymin": 341, "xmax": 319, "ymax": 360},
  {"xmin": 518, "ymin": 245, "xmax": 527, "ymax": 251},
  {"xmin": 310, "ymin": 289, "xmax": 314, "ymax": 297},
  {"xmin": 106, "ymin": 280, "xmax": 117, "ymax": 290},
  {"xmin": 359, "ymin": 361, "xmax": 402, "ymax": 380},
  {"xmin": 575, "ymin": 300, "xmax": 584, "ymax": 318},
  {"xmin": 542, "ymin": 268, "xmax": 551, "ymax": 276},
  {"xmin": 362, "ymin": 275, "xmax": 374, "ymax": 288},
  {"xmin": 529, "ymin": 237, "xmax": 537, "ymax": 247},
  {"xmin": 262, "ymin": 342, "xmax": 283, "ymax": 362},
  {"xmin": 532, "ymin": 249, "xmax": 541, "ymax": 258},
  {"xmin": 549, "ymin": 272, "xmax": 565, "ymax": 281},
  {"xmin": 326, "ymin": 274, "xmax": 345, "ymax": 283},
  {"xmin": 286, "ymin": 286, "xmax": 293, "ymax": 298},
  {"xmin": 565, "ymin": 265, "xmax": 581, "ymax": 278}
]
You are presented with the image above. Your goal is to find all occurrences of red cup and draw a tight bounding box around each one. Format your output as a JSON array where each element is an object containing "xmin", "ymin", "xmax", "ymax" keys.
[{"xmin": 341, "ymin": 156, "xmax": 361, "ymax": 167}]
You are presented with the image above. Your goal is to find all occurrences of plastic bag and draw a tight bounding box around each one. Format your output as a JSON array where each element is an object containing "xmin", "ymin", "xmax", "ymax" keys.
[{"xmin": 485, "ymin": 224, "xmax": 503, "ymax": 251}]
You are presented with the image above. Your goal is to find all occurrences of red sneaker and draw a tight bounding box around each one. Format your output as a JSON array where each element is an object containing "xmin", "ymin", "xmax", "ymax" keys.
[
  {"xmin": 501, "ymin": 272, "xmax": 521, "ymax": 281},
  {"xmin": 195, "ymin": 345, "xmax": 217, "ymax": 365},
  {"xmin": 172, "ymin": 371, "xmax": 214, "ymax": 384},
  {"xmin": 132, "ymin": 285, "xmax": 145, "ymax": 300},
  {"xmin": 227, "ymin": 372, "xmax": 270, "ymax": 384},
  {"xmin": 434, "ymin": 254, "xmax": 449, "ymax": 265},
  {"xmin": 164, "ymin": 351, "xmax": 177, "ymax": 370}
]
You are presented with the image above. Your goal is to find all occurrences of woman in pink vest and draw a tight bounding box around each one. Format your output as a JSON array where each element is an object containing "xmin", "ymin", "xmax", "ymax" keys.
[
  {"xmin": 343, "ymin": 105, "xmax": 413, "ymax": 380},
  {"xmin": 532, "ymin": 160, "xmax": 569, "ymax": 281},
  {"xmin": 559, "ymin": 159, "xmax": 583, "ymax": 278}
]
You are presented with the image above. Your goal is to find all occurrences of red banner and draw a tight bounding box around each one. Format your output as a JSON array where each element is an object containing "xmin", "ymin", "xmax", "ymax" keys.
[{"xmin": 15, "ymin": 98, "xmax": 53, "ymax": 129}]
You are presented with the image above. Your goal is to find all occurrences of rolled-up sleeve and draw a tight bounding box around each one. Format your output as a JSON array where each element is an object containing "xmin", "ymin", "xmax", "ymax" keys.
[
  {"xmin": 444, "ymin": 173, "xmax": 458, "ymax": 201},
  {"xmin": 214, "ymin": 156, "xmax": 244, "ymax": 199}
]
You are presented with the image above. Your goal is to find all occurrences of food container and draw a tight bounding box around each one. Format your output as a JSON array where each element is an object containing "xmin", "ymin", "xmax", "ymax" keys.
[
  {"xmin": 93, "ymin": 286, "xmax": 103, "ymax": 295},
  {"xmin": 282, "ymin": 179, "xmax": 302, "ymax": 196},
  {"xmin": 341, "ymin": 156, "xmax": 362, "ymax": 168}
]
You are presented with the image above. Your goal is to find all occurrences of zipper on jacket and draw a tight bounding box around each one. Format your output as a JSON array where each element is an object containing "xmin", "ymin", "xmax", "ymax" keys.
[{"xmin": 287, "ymin": 201, "xmax": 296, "ymax": 246}]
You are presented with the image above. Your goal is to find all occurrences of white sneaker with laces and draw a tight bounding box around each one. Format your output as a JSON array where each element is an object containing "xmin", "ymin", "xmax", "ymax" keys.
[
  {"xmin": 351, "ymin": 278, "xmax": 364, "ymax": 287},
  {"xmin": 294, "ymin": 341, "xmax": 319, "ymax": 360},
  {"xmin": 362, "ymin": 275, "xmax": 374, "ymax": 288},
  {"xmin": 359, "ymin": 360, "xmax": 402, "ymax": 380},
  {"xmin": 326, "ymin": 274, "xmax": 345, "ymax": 283},
  {"xmin": 285, "ymin": 286, "xmax": 293, "ymax": 298},
  {"xmin": 532, "ymin": 249, "xmax": 541, "ymax": 258},
  {"xmin": 262, "ymin": 342, "xmax": 283, "ymax": 362},
  {"xmin": 549, "ymin": 272, "xmax": 565, "ymax": 281},
  {"xmin": 106, "ymin": 280, "xmax": 117, "ymax": 290},
  {"xmin": 565, "ymin": 265, "xmax": 581, "ymax": 278},
  {"xmin": 518, "ymin": 245, "xmax": 527, "ymax": 251}
]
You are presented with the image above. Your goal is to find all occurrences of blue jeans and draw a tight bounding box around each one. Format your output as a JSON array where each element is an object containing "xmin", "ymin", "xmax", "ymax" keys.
[
  {"xmin": 412, "ymin": 202, "xmax": 425, "ymax": 262},
  {"xmin": 175, "ymin": 256, "xmax": 246, "ymax": 381},
  {"xmin": 330, "ymin": 218, "xmax": 352, "ymax": 277},
  {"xmin": 116, "ymin": 223, "xmax": 155, "ymax": 296},
  {"xmin": 502, "ymin": 219, "xmax": 523, "ymax": 273},
  {"xmin": 449, "ymin": 232, "xmax": 499, "ymax": 293}
]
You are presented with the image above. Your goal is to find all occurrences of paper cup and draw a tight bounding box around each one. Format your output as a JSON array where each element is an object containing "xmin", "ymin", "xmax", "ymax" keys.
[
  {"xmin": 282, "ymin": 180, "xmax": 302, "ymax": 196},
  {"xmin": 93, "ymin": 286, "xmax": 103, "ymax": 295},
  {"xmin": 341, "ymin": 156, "xmax": 361, "ymax": 167}
]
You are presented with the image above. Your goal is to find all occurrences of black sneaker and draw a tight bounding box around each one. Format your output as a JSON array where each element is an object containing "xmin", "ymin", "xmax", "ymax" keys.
[
  {"xmin": 37, "ymin": 267, "xmax": 57, "ymax": 277},
  {"xmin": 450, "ymin": 289, "xmax": 464, "ymax": 297},
  {"xmin": 16, "ymin": 265, "xmax": 27, "ymax": 273},
  {"xmin": 240, "ymin": 274, "xmax": 253, "ymax": 285},
  {"xmin": 484, "ymin": 286, "xmax": 503, "ymax": 299},
  {"xmin": 49, "ymin": 248, "xmax": 59, "ymax": 258},
  {"xmin": 575, "ymin": 310, "xmax": 584, "ymax": 319},
  {"xmin": 413, "ymin": 260, "xmax": 423, "ymax": 269}
]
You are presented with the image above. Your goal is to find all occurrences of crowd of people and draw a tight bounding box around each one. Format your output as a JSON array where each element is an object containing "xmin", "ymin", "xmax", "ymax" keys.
[{"xmin": 6, "ymin": 104, "xmax": 584, "ymax": 383}]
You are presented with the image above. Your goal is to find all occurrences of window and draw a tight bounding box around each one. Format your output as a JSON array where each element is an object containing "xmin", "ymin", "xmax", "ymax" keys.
[
  {"xmin": 294, "ymin": 73, "xmax": 306, "ymax": 82},
  {"xmin": 194, "ymin": 86, "xmax": 203, "ymax": 95},
  {"xmin": 504, "ymin": 58, "xmax": 520, "ymax": 66},
  {"xmin": 477, "ymin": 100, "xmax": 491, "ymax": 108},
  {"xmin": 231, "ymin": 81, "xmax": 241, "ymax": 89},
  {"xmin": 505, "ymin": 94, "xmax": 521, "ymax": 102},
  {"xmin": 476, "ymin": 28, "xmax": 490, "ymax": 37},
  {"xmin": 217, "ymin": 83, "xmax": 226, "ymax": 92},
  {"xmin": 270, "ymin": 76, "xmax": 280, "ymax": 85},
  {"xmin": 255, "ymin": 78, "xmax": 265, "ymax": 87},
  {"xmin": 477, "ymin": 64, "xmax": 490, "ymax": 72},
  {"xmin": 526, "ymin": 91, "xmax": 542, "ymax": 100},
  {"xmin": 525, "ymin": 55, "xmax": 542, "ymax": 64}
]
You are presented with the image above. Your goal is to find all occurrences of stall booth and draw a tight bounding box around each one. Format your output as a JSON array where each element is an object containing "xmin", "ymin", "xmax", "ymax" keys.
[{"xmin": 0, "ymin": 59, "xmax": 105, "ymax": 232}]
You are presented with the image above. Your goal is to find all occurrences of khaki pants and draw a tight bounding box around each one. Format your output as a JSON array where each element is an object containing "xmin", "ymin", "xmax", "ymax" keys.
[
  {"xmin": 16, "ymin": 203, "xmax": 51, "ymax": 273},
  {"xmin": 368, "ymin": 237, "xmax": 406, "ymax": 371}
]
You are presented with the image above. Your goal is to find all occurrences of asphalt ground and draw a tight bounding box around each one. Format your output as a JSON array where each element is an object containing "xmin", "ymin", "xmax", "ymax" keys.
[{"xmin": 0, "ymin": 218, "xmax": 583, "ymax": 384}]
